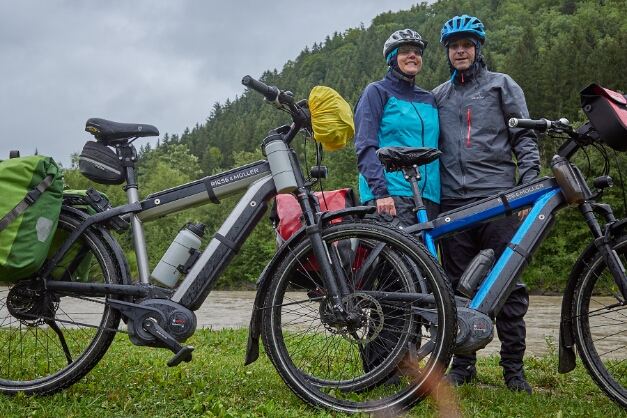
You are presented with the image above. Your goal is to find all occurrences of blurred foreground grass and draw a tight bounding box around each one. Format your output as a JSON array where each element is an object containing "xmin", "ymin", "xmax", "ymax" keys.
[{"xmin": 1, "ymin": 328, "xmax": 626, "ymax": 417}]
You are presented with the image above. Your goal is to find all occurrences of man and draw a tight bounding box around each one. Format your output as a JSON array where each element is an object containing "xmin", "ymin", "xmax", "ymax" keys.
[{"xmin": 432, "ymin": 15, "xmax": 541, "ymax": 394}]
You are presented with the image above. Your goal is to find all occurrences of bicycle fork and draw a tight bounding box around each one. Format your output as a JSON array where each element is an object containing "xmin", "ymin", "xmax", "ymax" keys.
[
  {"xmin": 581, "ymin": 201, "xmax": 627, "ymax": 301},
  {"xmin": 295, "ymin": 190, "xmax": 357, "ymax": 326}
]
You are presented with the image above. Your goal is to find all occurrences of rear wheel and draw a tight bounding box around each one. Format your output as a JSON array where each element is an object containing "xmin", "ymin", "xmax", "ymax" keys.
[
  {"xmin": 0, "ymin": 211, "xmax": 122, "ymax": 395},
  {"xmin": 572, "ymin": 235, "xmax": 627, "ymax": 408},
  {"xmin": 261, "ymin": 220, "xmax": 456, "ymax": 415}
]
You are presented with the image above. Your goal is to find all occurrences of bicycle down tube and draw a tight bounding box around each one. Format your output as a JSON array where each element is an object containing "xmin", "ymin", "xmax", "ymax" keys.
[{"xmin": 413, "ymin": 177, "xmax": 566, "ymax": 317}]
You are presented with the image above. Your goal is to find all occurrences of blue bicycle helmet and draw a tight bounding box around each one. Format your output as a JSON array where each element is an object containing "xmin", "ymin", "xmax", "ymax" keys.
[{"xmin": 440, "ymin": 15, "xmax": 486, "ymax": 46}]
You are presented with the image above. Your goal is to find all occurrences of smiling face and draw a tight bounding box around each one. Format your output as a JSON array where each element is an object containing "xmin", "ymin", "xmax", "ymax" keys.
[
  {"xmin": 447, "ymin": 38, "xmax": 476, "ymax": 71},
  {"xmin": 396, "ymin": 45, "xmax": 422, "ymax": 76}
]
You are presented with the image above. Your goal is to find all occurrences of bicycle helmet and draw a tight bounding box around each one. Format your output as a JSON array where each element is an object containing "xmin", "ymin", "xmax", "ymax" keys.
[
  {"xmin": 383, "ymin": 29, "xmax": 428, "ymax": 61},
  {"xmin": 440, "ymin": 15, "xmax": 486, "ymax": 46}
]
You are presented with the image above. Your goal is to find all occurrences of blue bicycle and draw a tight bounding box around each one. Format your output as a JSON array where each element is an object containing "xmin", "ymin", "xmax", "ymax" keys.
[{"xmin": 375, "ymin": 84, "xmax": 627, "ymax": 409}]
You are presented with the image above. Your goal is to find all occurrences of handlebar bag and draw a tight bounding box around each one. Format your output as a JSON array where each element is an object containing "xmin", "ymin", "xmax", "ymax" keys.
[
  {"xmin": 581, "ymin": 83, "xmax": 627, "ymax": 152},
  {"xmin": 309, "ymin": 86, "xmax": 355, "ymax": 151},
  {"xmin": 0, "ymin": 155, "xmax": 64, "ymax": 283}
]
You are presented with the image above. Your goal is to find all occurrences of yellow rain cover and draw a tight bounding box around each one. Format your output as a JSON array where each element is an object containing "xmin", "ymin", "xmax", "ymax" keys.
[{"xmin": 308, "ymin": 86, "xmax": 354, "ymax": 150}]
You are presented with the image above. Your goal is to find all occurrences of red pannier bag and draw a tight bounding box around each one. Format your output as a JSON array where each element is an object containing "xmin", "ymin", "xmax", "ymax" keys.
[
  {"xmin": 269, "ymin": 189, "xmax": 367, "ymax": 288},
  {"xmin": 581, "ymin": 84, "xmax": 627, "ymax": 152}
]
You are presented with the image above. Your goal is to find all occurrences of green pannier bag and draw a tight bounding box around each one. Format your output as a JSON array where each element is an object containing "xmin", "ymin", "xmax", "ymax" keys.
[
  {"xmin": 45, "ymin": 189, "xmax": 111, "ymax": 282},
  {"xmin": 0, "ymin": 155, "xmax": 64, "ymax": 283}
]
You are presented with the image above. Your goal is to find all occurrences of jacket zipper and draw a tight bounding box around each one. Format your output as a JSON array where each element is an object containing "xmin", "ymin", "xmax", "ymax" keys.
[{"xmin": 466, "ymin": 108, "xmax": 472, "ymax": 147}]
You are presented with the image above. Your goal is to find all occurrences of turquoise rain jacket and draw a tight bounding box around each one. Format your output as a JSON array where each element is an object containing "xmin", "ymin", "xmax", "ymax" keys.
[{"xmin": 354, "ymin": 72, "xmax": 440, "ymax": 204}]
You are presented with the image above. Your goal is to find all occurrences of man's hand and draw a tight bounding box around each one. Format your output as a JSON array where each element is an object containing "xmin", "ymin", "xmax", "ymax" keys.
[
  {"xmin": 377, "ymin": 197, "xmax": 396, "ymax": 216},
  {"xmin": 518, "ymin": 208, "xmax": 530, "ymax": 221}
]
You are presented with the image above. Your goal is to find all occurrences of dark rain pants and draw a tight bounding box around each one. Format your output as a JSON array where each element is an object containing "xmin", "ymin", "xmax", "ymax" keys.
[
  {"xmin": 439, "ymin": 199, "xmax": 529, "ymax": 381},
  {"xmin": 362, "ymin": 196, "xmax": 439, "ymax": 371}
]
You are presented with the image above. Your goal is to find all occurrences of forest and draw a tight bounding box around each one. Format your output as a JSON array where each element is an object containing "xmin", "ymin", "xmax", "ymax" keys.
[{"xmin": 62, "ymin": 0, "xmax": 627, "ymax": 291}]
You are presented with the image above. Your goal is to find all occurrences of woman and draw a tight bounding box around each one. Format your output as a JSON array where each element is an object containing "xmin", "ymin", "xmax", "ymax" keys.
[
  {"xmin": 354, "ymin": 28, "xmax": 440, "ymax": 225},
  {"xmin": 353, "ymin": 28, "xmax": 440, "ymax": 379}
]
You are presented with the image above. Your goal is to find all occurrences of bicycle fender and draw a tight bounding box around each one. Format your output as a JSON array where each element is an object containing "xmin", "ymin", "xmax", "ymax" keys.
[
  {"xmin": 244, "ymin": 209, "xmax": 376, "ymax": 365},
  {"xmin": 60, "ymin": 206, "xmax": 133, "ymax": 287},
  {"xmin": 558, "ymin": 219, "xmax": 627, "ymax": 373}
]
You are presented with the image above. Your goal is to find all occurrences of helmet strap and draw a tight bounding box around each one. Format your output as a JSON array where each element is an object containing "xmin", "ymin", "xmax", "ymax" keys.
[{"xmin": 390, "ymin": 67, "xmax": 415, "ymax": 84}]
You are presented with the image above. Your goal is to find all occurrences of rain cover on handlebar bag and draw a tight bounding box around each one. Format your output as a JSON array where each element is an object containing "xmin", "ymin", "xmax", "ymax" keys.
[
  {"xmin": 581, "ymin": 83, "xmax": 627, "ymax": 152},
  {"xmin": 309, "ymin": 86, "xmax": 355, "ymax": 151},
  {"xmin": 0, "ymin": 155, "xmax": 64, "ymax": 283}
]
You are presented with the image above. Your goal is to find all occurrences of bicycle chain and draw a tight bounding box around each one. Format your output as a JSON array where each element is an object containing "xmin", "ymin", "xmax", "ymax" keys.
[{"xmin": 13, "ymin": 292, "xmax": 128, "ymax": 335}]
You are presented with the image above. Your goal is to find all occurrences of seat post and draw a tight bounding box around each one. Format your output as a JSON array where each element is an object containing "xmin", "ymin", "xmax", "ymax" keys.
[
  {"xmin": 401, "ymin": 166, "xmax": 426, "ymax": 216},
  {"xmin": 117, "ymin": 144, "xmax": 151, "ymax": 284}
]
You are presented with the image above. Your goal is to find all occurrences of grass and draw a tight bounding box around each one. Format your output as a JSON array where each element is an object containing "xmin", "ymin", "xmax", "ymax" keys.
[{"xmin": 1, "ymin": 329, "xmax": 626, "ymax": 417}]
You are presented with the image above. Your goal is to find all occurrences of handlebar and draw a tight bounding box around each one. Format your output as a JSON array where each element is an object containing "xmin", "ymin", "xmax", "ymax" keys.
[
  {"xmin": 508, "ymin": 118, "xmax": 553, "ymax": 131},
  {"xmin": 242, "ymin": 75, "xmax": 294, "ymax": 105}
]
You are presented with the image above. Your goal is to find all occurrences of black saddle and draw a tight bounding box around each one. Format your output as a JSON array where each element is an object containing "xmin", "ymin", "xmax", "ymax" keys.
[
  {"xmin": 376, "ymin": 147, "xmax": 441, "ymax": 172},
  {"xmin": 85, "ymin": 118, "xmax": 159, "ymax": 144}
]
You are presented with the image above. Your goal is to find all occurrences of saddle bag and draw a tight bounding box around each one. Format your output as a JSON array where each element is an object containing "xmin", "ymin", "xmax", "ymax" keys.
[
  {"xmin": 581, "ymin": 84, "xmax": 627, "ymax": 152},
  {"xmin": 79, "ymin": 141, "xmax": 125, "ymax": 184},
  {"xmin": 0, "ymin": 155, "xmax": 64, "ymax": 282}
]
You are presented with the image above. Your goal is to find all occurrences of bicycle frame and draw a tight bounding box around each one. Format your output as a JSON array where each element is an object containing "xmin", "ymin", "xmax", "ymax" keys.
[{"xmin": 407, "ymin": 139, "xmax": 627, "ymax": 320}]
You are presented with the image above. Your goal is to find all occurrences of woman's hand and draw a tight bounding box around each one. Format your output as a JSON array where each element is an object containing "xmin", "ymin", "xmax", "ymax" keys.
[{"xmin": 377, "ymin": 197, "xmax": 396, "ymax": 216}]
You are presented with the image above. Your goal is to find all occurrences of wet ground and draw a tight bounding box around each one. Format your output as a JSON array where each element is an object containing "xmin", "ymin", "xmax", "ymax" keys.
[{"xmin": 196, "ymin": 292, "xmax": 563, "ymax": 357}]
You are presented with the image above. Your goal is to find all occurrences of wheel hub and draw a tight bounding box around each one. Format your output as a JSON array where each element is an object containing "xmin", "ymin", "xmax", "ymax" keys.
[
  {"xmin": 6, "ymin": 281, "xmax": 59, "ymax": 325},
  {"xmin": 319, "ymin": 292, "xmax": 384, "ymax": 344}
]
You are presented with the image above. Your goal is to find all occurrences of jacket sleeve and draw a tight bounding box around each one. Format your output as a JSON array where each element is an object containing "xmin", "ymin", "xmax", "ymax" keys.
[
  {"xmin": 501, "ymin": 75, "xmax": 541, "ymax": 185},
  {"xmin": 354, "ymin": 84, "xmax": 390, "ymax": 199}
]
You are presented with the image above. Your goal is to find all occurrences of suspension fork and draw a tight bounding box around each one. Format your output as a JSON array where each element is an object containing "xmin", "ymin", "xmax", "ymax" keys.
[
  {"xmin": 295, "ymin": 189, "xmax": 353, "ymax": 322},
  {"xmin": 581, "ymin": 202, "xmax": 627, "ymax": 301}
]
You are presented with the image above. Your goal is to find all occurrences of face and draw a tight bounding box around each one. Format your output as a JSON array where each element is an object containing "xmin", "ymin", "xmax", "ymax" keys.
[
  {"xmin": 447, "ymin": 38, "xmax": 476, "ymax": 71},
  {"xmin": 396, "ymin": 45, "xmax": 422, "ymax": 76}
]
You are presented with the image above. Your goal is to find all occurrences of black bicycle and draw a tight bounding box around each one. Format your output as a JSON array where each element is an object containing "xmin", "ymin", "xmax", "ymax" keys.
[{"xmin": 0, "ymin": 76, "xmax": 457, "ymax": 415}]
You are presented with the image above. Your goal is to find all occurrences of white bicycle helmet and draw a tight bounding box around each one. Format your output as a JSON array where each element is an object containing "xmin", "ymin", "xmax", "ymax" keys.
[{"xmin": 383, "ymin": 29, "xmax": 427, "ymax": 61}]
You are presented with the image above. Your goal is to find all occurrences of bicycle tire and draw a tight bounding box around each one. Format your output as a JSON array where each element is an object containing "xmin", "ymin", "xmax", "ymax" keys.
[
  {"xmin": 0, "ymin": 211, "xmax": 122, "ymax": 395},
  {"xmin": 261, "ymin": 220, "xmax": 456, "ymax": 415},
  {"xmin": 572, "ymin": 234, "xmax": 627, "ymax": 408}
]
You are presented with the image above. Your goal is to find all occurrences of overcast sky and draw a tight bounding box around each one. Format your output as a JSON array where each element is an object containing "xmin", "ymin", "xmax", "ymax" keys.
[{"xmin": 0, "ymin": 1, "xmax": 428, "ymax": 167}]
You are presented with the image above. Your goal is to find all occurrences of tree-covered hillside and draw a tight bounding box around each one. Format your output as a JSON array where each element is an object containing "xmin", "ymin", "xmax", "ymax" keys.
[{"xmin": 63, "ymin": 0, "xmax": 627, "ymax": 291}]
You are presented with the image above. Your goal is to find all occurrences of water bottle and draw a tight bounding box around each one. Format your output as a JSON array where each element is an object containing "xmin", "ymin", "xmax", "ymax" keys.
[
  {"xmin": 151, "ymin": 222, "xmax": 205, "ymax": 287},
  {"xmin": 263, "ymin": 135, "xmax": 298, "ymax": 194},
  {"xmin": 457, "ymin": 249, "xmax": 495, "ymax": 298},
  {"xmin": 551, "ymin": 155, "xmax": 585, "ymax": 207}
]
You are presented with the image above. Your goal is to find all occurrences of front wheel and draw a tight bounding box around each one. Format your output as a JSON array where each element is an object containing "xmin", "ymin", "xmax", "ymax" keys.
[
  {"xmin": 0, "ymin": 211, "xmax": 122, "ymax": 395},
  {"xmin": 261, "ymin": 220, "xmax": 456, "ymax": 415},
  {"xmin": 572, "ymin": 234, "xmax": 627, "ymax": 408}
]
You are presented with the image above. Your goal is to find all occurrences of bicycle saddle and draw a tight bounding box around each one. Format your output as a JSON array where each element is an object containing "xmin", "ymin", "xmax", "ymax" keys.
[
  {"xmin": 85, "ymin": 118, "xmax": 159, "ymax": 144},
  {"xmin": 376, "ymin": 147, "xmax": 442, "ymax": 171}
]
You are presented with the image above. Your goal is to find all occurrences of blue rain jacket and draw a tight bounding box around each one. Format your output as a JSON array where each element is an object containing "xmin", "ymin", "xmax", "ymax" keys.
[{"xmin": 354, "ymin": 72, "xmax": 440, "ymax": 204}]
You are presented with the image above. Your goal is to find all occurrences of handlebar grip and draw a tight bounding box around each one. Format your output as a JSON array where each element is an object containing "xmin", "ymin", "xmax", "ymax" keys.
[
  {"xmin": 242, "ymin": 75, "xmax": 279, "ymax": 102},
  {"xmin": 508, "ymin": 118, "xmax": 550, "ymax": 131}
]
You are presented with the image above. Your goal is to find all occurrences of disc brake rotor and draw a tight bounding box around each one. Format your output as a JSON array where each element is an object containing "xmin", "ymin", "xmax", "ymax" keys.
[{"xmin": 319, "ymin": 292, "xmax": 384, "ymax": 344}]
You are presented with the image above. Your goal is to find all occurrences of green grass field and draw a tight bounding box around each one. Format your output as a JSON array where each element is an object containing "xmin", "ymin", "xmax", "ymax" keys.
[{"xmin": 1, "ymin": 328, "xmax": 626, "ymax": 418}]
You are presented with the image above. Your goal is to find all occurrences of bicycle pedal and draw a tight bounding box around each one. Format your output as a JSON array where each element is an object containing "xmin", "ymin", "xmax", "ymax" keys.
[{"xmin": 167, "ymin": 346, "xmax": 194, "ymax": 367}]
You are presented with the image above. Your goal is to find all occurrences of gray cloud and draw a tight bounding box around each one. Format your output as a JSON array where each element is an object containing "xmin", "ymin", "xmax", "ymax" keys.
[{"xmin": 0, "ymin": 1, "xmax": 423, "ymax": 166}]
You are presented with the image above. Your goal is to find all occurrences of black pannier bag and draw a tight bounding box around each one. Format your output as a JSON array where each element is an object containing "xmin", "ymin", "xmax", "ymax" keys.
[
  {"xmin": 79, "ymin": 141, "xmax": 125, "ymax": 184},
  {"xmin": 581, "ymin": 83, "xmax": 627, "ymax": 152}
]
